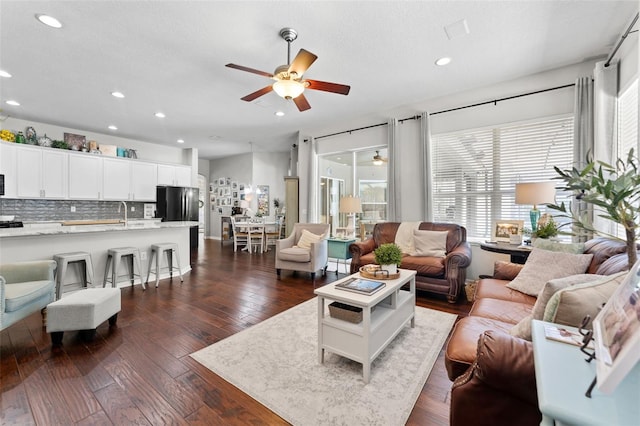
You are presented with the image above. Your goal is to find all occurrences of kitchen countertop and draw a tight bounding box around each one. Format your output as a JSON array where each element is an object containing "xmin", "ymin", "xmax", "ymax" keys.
[{"xmin": 0, "ymin": 221, "xmax": 199, "ymax": 238}]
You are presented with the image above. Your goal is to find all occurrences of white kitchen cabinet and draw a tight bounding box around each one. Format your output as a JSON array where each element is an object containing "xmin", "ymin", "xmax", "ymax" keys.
[
  {"xmin": 158, "ymin": 164, "xmax": 191, "ymax": 186},
  {"xmin": 16, "ymin": 145, "xmax": 67, "ymax": 199},
  {"xmin": 69, "ymin": 154, "xmax": 102, "ymax": 199},
  {"xmin": 0, "ymin": 142, "xmax": 17, "ymax": 198},
  {"xmin": 102, "ymin": 158, "xmax": 131, "ymax": 200},
  {"xmin": 130, "ymin": 161, "xmax": 157, "ymax": 201}
]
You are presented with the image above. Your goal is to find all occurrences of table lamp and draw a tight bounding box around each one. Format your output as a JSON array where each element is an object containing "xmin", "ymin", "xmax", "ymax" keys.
[
  {"xmin": 240, "ymin": 200, "xmax": 250, "ymax": 216},
  {"xmin": 339, "ymin": 196, "xmax": 362, "ymax": 238},
  {"xmin": 515, "ymin": 182, "xmax": 556, "ymax": 232}
]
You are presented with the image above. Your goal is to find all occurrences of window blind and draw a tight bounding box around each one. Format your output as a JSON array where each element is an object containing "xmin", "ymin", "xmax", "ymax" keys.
[
  {"xmin": 431, "ymin": 116, "xmax": 574, "ymax": 240},
  {"xmin": 615, "ymin": 79, "xmax": 638, "ymax": 239}
]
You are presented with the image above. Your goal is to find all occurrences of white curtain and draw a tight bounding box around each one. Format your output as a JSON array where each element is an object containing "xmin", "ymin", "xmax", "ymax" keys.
[
  {"xmin": 572, "ymin": 76, "xmax": 594, "ymax": 242},
  {"xmin": 593, "ymin": 60, "xmax": 619, "ymax": 236},
  {"xmin": 387, "ymin": 119, "xmax": 400, "ymax": 221},
  {"xmin": 420, "ymin": 112, "xmax": 433, "ymax": 221},
  {"xmin": 307, "ymin": 137, "xmax": 319, "ymax": 222}
]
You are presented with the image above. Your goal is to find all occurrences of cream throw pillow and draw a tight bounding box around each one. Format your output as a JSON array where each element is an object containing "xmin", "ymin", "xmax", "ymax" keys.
[
  {"xmin": 413, "ymin": 230, "xmax": 448, "ymax": 257},
  {"xmin": 510, "ymin": 274, "xmax": 605, "ymax": 340},
  {"xmin": 505, "ymin": 248, "xmax": 593, "ymax": 296},
  {"xmin": 543, "ymin": 271, "xmax": 628, "ymax": 326},
  {"xmin": 296, "ymin": 229, "xmax": 324, "ymax": 250}
]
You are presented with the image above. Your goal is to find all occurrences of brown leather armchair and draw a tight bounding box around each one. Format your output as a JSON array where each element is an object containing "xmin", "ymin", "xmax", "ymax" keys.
[{"xmin": 450, "ymin": 330, "xmax": 542, "ymax": 426}]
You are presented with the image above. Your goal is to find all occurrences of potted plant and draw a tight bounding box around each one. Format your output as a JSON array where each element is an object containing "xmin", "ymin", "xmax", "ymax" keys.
[
  {"xmin": 531, "ymin": 214, "xmax": 559, "ymax": 240},
  {"xmin": 549, "ymin": 148, "xmax": 640, "ymax": 267},
  {"xmin": 374, "ymin": 243, "xmax": 403, "ymax": 275},
  {"xmin": 273, "ymin": 198, "xmax": 281, "ymax": 214}
]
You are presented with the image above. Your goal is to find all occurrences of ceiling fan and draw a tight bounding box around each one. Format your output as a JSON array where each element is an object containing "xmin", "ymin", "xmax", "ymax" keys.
[
  {"xmin": 225, "ymin": 28, "xmax": 351, "ymax": 112},
  {"xmin": 373, "ymin": 151, "xmax": 388, "ymax": 165}
]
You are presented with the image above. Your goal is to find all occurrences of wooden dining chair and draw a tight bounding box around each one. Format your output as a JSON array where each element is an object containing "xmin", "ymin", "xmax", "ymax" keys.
[{"xmin": 230, "ymin": 216, "xmax": 249, "ymax": 252}]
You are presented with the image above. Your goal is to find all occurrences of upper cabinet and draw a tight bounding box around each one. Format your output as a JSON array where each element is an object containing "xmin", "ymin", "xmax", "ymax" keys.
[
  {"xmin": 0, "ymin": 142, "xmax": 190, "ymax": 201},
  {"xmin": 130, "ymin": 161, "xmax": 157, "ymax": 201},
  {"xmin": 68, "ymin": 153, "xmax": 102, "ymax": 200},
  {"xmin": 157, "ymin": 164, "xmax": 191, "ymax": 187},
  {"xmin": 16, "ymin": 145, "xmax": 68, "ymax": 199}
]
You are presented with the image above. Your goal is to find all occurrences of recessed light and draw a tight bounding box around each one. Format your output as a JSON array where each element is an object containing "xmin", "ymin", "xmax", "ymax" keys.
[
  {"xmin": 275, "ymin": 111, "xmax": 285, "ymax": 117},
  {"xmin": 435, "ymin": 57, "xmax": 452, "ymax": 66},
  {"xmin": 108, "ymin": 125, "xmax": 118, "ymax": 130},
  {"xmin": 177, "ymin": 139, "xmax": 184, "ymax": 144},
  {"xmin": 5, "ymin": 100, "xmax": 20, "ymax": 106},
  {"xmin": 154, "ymin": 112, "xmax": 166, "ymax": 118},
  {"xmin": 111, "ymin": 91, "xmax": 125, "ymax": 98},
  {"xmin": 35, "ymin": 14, "xmax": 62, "ymax": 28},
  {"xmin": 0, "ymin": 70, "xmax": 12, "ymax": 78}
]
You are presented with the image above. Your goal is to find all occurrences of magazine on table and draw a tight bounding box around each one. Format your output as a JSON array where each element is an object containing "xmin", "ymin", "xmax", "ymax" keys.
[
  {"xmin": 335, "ymin": 277, "xmax": 386, "ymax": 295},
  {"xmin": 544, "ymin": 325, "xmax": 594, "ymax": 349}
]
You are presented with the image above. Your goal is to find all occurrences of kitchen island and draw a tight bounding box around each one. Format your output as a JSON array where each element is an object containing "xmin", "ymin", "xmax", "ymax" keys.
[{"xmin": 0, "ymin": 221, "xmax": 197, "ymax": 289}]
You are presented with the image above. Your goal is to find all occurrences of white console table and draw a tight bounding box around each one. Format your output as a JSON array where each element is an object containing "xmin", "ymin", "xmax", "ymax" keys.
[
  {"xmin": 531, "ymin": 320, "xmax": 640, "ymax": 426},
  {"xmin": 314, "ymin": 269, "xmax": 416, "ymax": 383}
]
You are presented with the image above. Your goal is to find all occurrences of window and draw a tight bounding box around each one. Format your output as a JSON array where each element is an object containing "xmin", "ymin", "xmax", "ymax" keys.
[
  {"xmin": 615, "ymin": 79, "xmax": 639, "ymax": 239},
  {"xmin": 431, "ymin": 116, "xmax": 574, "ymax": 240},
  {"xmin": 359, "ymin": 180, "xmax": 387, "ymax": 222}
]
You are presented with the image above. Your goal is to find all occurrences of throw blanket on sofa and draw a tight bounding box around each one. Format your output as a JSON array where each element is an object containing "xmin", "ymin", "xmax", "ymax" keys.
[{"xmin": 395, "ymin": 222, "xmax": 421, "ymax": 255}]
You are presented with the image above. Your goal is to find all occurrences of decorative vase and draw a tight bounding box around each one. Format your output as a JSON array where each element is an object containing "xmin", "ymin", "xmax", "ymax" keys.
[{"xmin": 380, "ymin": 264, "xmax": 397, "ymax": 275}]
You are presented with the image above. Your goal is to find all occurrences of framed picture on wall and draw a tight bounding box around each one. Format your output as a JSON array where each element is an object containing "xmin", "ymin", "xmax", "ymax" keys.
[
  {"xmin": 491, "ymin": 219, "xmax": 524, "ymax": 242},
  {"xmin": 218, "ymin": 177, "xmax": 226, "ymax": 186},
  {"xmin": 232, "ymin": 181, "xmax": 238, "ymax": 190},
  {"xmin": 232, "ymin": 191, "xmax": 238, "ymax": 199}
]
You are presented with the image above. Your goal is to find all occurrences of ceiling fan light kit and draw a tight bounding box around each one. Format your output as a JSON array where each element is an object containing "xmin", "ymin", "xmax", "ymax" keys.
[{"xmin": 226, "ymin": 27, "xmax": 350, "ymax": 111}]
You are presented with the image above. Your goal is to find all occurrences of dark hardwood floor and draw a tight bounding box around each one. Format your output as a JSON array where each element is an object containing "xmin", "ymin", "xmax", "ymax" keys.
[{"xmin": 1, "ymin": 237, "xmax": 471, "ymax": 425}]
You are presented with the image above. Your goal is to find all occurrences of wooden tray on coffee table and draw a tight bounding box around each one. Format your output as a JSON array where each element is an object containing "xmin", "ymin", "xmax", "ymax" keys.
[{"xmin": 359, "ymin": 264, "xmax": 400, "ymax": 280}]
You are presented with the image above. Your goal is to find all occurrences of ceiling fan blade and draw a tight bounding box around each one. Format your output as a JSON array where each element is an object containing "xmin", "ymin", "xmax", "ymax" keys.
[
  {"xmin": 306, "ymin": 79, "xmax": 351, "ymax": 95},
  {"xmin": 226, "ymin": 63, "xmax": 274, "ymax": 78},
  {"xmin": 288, "ymin": 49, "xmax": 318, "ymax": 76},
  {"xmin": 241, "ymin": 85, "xmax": 274, "ymax": 102},
  {"xmin": 293, "ymin": 93, "xmax": 311, "ymax": 112}
]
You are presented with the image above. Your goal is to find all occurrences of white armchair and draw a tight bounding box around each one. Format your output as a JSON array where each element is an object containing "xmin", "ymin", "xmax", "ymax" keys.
[
  {"xmin": 276, "ymin": 223, "xmax": 330, "ymax": 280},
  {"xmin": 1, "ymin": 260, "xmax": 57, "ymax": 331}
]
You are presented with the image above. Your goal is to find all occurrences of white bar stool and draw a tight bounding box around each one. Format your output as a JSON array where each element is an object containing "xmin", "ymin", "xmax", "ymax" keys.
[
  {"xmin": 145, "ymin": 243, "xmax": 184, "ymax": 287},
  {"xmin": 53, "ymin": 251, "xmax": 94, "ymax": 300},
  {"xmin": 103, "ymin": 247, "xmax": 145, "ymax": 290}
]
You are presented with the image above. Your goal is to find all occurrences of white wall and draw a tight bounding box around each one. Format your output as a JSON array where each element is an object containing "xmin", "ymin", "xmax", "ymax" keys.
[{"xmin": 3, "ymin": 117, "xmax": 189, "ymax": 165}]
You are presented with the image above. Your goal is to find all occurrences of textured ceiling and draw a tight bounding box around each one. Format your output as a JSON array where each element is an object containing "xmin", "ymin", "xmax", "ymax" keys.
[{"xmin": 0, "ymin": 1, "xmax": 637, "ymax": 159}]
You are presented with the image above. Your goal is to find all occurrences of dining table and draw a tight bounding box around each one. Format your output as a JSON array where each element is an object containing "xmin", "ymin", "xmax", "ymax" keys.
[{"xmin": 234, "ymin": 221, "xmax": 277, "ymax": 253}]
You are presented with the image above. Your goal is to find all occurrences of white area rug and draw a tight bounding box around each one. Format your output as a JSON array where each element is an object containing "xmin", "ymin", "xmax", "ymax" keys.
[{"xmin": 190, "ymin": 298, "xmax": 456, "ymax": 425}]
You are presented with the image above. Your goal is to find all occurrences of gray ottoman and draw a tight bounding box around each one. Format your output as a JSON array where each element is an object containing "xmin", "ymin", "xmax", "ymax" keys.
[{"xmin": 46, "ymin": 288, "xmax": 121, "ymax": 345}]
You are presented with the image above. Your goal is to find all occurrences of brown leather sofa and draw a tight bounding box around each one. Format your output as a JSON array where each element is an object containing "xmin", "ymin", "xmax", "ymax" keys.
[
  {"xmin": 349, "ymin": 222, "xmax": 471, "ymax": 302},
  {"xmin": 446, "ymin": 237, "xmax": 636, "ymax": 426}
]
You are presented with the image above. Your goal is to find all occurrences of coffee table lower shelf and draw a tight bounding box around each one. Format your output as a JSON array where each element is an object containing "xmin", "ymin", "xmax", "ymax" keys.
[{"xmin": 315, "ymin": 269, "xmax": 417, "ymax": 383}]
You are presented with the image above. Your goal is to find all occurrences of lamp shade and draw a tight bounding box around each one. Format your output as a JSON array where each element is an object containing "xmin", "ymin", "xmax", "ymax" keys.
[
  {"xmin": 240, "ymin": 200, "xmax": 250, "ymax": 209},
  {"xmin": 339, "ymin": 196, "xmax": 362, "ymax": 214},
  {"xmin": 273, "ymin": 80, "xmax": 305, "ymax": 99},
  {"xmin": 515, "ymin": 182, "xmax": 556, "ymax": 206}
]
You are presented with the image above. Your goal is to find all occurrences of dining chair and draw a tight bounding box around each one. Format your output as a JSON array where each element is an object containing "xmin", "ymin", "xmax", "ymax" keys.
[
  {"xmin": 264, "ymin": 219, "xmax": 282, "ymax": 251},
  {"xmin": 248, "ymin": 218, "xmax": 265, "ymax": 253},
  {"xmin": 230, "ymin": 216, "xmax": 250, "ymax": 252}
]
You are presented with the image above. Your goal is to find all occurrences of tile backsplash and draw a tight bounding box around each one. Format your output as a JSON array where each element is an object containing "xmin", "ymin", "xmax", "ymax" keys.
[{"xmin": 0, "ymin": 199, "xmax": 148, "ymax": 222}]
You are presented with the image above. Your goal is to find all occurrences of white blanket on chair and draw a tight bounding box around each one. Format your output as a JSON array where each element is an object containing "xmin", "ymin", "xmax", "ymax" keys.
[{"xmin": 395, "ymin": 222, "xmax": 421, "ymax": 255}]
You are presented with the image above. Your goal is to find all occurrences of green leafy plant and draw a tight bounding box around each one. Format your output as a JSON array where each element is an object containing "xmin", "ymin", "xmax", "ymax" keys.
[
  {"xmin": 273, "ymin": 198, "xmax": 281, "ymax": 208},
  {"xmin": 532, "ymin": 215, "xmax": 559, "ymax": 239},
  {"xmin": 374, "ymin": 243, "xmax": 403, "ymax": 266},
  {"xmin": 549, "ymin": 148, "xmax": 640, "ymax": 267},
  {"xmin": 51, "ymin": 140, "xmax": 68, "ymax": 149}
]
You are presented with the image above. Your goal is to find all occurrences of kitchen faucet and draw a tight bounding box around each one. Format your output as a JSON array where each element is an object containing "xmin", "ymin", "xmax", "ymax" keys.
[{"xmin": 119, "ymin": 201, "xmax": 128, "ymax": 225}]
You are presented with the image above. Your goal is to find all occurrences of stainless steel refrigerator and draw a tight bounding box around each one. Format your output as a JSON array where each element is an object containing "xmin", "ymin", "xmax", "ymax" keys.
[{"xmin": 156, "ymin": 185, "xmax": 199, "ymax": 248}]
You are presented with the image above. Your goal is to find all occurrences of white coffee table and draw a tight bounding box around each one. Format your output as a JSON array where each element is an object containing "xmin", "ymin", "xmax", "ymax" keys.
[{"xmin": 314, "ymin": 268, "xmax": 417, "ymax": 383}]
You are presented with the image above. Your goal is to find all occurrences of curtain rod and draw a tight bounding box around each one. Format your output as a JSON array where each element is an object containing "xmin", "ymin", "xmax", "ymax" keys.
[
  {"xmin": 316, "ymin": 83, "xmax": 575, "ymax": 140},
  {"xmin": 605, "ymin": 12, "xmax": 639, "ymax": 67}
]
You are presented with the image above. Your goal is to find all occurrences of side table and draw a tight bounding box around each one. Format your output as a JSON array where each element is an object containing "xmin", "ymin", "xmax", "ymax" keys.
[
  {"xmin": 480, "ymin": 241, "xmax": 531, "ymax": 264},
  {"xmin": 327, "ymin": 238, "xmax": 356, "ymax": 275},
  {"xmin": 531, "ymin": 320, "xmax": 640, "ymax": 426}
]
